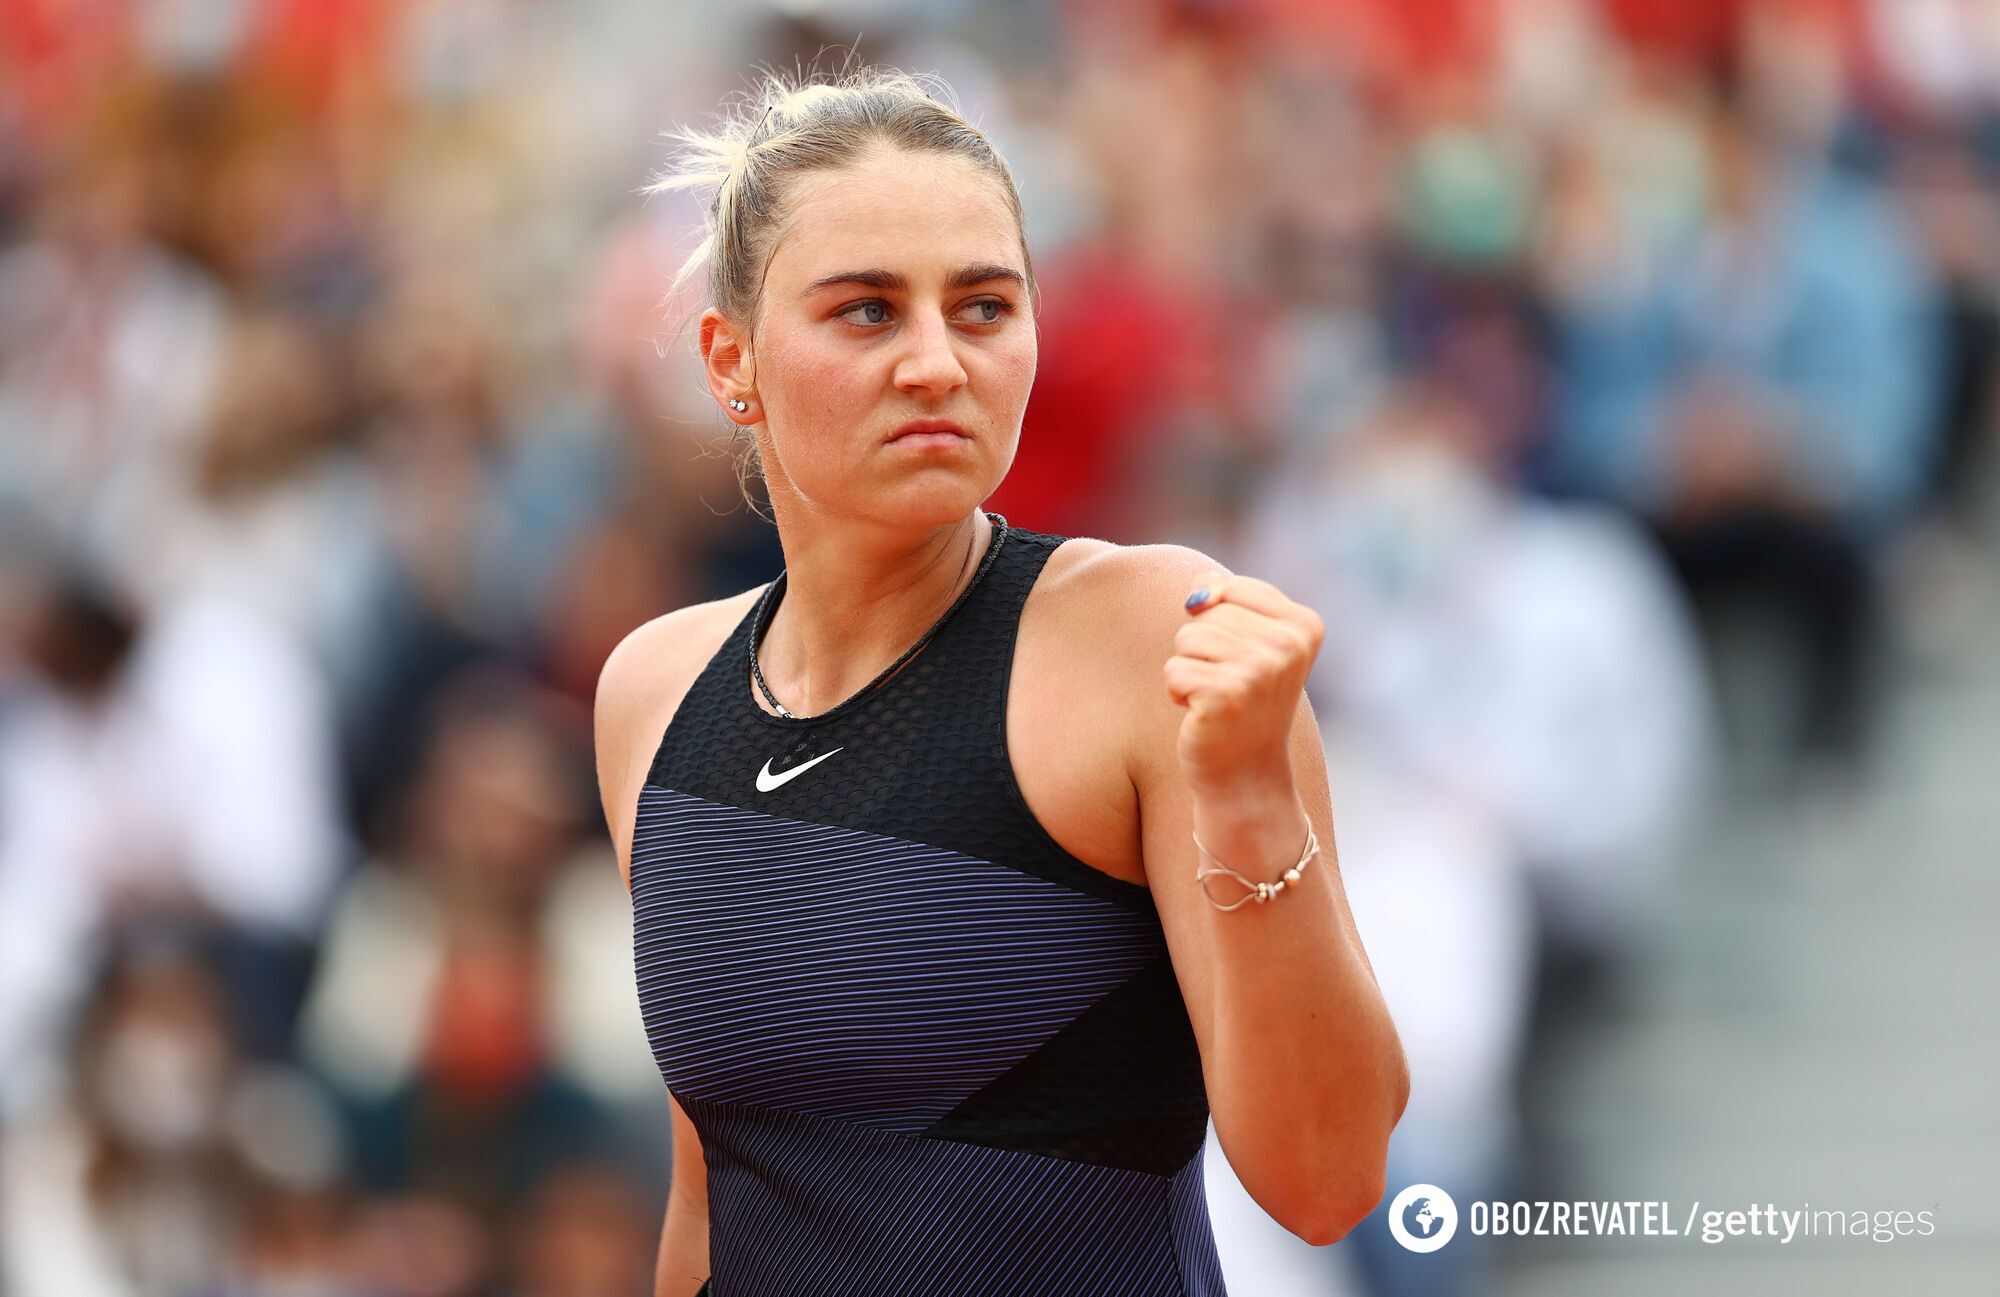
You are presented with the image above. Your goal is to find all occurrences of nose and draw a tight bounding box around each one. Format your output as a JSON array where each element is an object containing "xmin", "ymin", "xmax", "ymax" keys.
[{"xmin": 892, "ymin": 305, "xmax": 968, "ymax": 397}]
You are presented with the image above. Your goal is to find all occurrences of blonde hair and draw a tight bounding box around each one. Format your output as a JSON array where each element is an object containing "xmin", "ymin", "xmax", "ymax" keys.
[{"xmin": 645, "ymin": 66, "xmax": 1035, "ymax": 501}]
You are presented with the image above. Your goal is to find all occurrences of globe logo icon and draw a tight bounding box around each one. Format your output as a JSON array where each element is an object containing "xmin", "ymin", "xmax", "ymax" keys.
[{"xmin": 1387, "ymin": 1183, "xmax": 1458, "ymax": 1253}]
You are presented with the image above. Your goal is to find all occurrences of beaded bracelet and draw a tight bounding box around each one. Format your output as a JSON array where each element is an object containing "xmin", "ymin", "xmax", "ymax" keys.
[{"xmin": 1192, "ymin": 817, "xmax": 1320, "ymax": 911}]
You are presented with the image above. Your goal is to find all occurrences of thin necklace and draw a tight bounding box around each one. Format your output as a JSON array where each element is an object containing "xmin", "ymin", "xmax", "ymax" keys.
[{"xmin": 749, "ymin": 512, "xmax": 1010, "ymax": 721}]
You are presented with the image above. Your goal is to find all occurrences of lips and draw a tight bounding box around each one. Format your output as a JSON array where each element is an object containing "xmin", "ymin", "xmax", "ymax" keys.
[{"xmin": 888, "ymin": 428, "xmax": 972, "ymax": 448}]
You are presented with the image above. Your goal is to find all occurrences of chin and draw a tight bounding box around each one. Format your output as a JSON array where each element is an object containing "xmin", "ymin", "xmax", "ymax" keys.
[{"xmin": 870, "ymin": 466, "xmax": 1002, "ymax": 527}]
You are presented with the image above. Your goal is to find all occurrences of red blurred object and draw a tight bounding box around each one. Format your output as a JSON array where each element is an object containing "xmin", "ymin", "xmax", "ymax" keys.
[
  {"xmin": 240, "ymin": 0, "xmax": 397, "ymax": 119},
  {"xmin": 421, "ymin": 937, "xmax": 547, "ymax": 1107},
  {"xmin": 988, "ymin": 242, "xmax": 1216, "ymax": 536},
  {"xmin": 1244, "ymin": 0, "xmax": 1497, "ymax": 85},
  {"xmin": 0, "ymin": 0, "xmax": 137, "ymax": 140}
]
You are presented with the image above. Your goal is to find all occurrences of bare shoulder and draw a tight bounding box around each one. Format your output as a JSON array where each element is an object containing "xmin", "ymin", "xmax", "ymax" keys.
[
  {"xmin": 1036, "ymin": 537, "xmax": 1229, "ymax": 671},
  {"xmin": 1035, "ymin": 535, "xmax": 1223, "ymax": 613},
  {"xmin": 594, "ymin": 586, "xmax": 765, "ymax": 887},
  {"xmin": 1072, "ymin": 538, "xmax": 1224, "ymax": 595},
  {"xmin": 1028, "ymin": 537, "xmax": 1231, "ymax": 769},
  {"xmin": 594, "ymin": 588, "xmax": 763, "ymax": 735}
]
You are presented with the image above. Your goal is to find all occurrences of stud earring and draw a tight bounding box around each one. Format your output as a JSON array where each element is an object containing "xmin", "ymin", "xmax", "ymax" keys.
[{"xmin": 727, "ymin": 398, "xmax": 748, "ymax": 412}]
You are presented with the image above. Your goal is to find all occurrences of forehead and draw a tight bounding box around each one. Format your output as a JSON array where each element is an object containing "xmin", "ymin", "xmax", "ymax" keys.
[{"xmin": 766, "ymin": 146, "xmax": 1024, "ymax": 288}]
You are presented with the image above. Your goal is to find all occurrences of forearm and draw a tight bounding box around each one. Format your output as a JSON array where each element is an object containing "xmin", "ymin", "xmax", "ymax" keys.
[
  {"xmin": 1190, "ymin": 774, "xmax": 1408, "ymax": 1243},
  {"xmin": 654, "ymin": 1185, "xmax": 710, "ymax": 1297}
]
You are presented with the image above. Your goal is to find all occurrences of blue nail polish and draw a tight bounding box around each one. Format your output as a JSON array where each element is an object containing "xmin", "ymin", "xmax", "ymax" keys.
[{"xmin": 1185, "ymin": 588, "xmax": 1210, "ymax": 611}]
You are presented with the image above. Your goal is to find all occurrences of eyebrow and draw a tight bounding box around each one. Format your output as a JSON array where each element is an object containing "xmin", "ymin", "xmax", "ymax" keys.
[{"xmin": 800, "ymin": 263, "xmax": 1027, "ymax": 297}]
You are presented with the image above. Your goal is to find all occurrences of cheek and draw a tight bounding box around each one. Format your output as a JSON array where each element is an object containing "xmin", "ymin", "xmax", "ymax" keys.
[
  {"xmin": 985, "ymin": 333, "xmax": 1038, "ymax": 409},
  {"xmin": 771, "ymin": 335, "xmax": 873, "ymax": 416},
  {"xmin": 759, "ymin": 335, "xmax": 874, "ymax": 473}
]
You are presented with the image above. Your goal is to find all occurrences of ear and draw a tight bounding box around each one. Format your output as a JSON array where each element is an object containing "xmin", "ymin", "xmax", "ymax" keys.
[{"xmin": 698, "ymin": 307, "xmax": 758, "ymax": 424}]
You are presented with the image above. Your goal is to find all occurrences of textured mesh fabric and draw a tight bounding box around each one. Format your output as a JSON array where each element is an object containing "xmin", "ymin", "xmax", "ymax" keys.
[
  {"xmin": 649, "ymin": 521, "xmax": 1154, "ymax": 912},
  {"xmin": 632, "ymin": 520, "xmax": 1224, "ymax": 1296}
]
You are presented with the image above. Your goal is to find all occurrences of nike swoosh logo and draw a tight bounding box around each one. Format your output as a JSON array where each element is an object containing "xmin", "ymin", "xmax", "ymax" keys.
[{"xmin": 755, "ymin": 747, "xmax": 844, "ymax": 793}]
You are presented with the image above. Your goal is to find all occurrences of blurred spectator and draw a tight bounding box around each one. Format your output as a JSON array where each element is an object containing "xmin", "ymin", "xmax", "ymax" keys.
[
  {"xmin": 991, "ymin": 239, "xmax": 1227, "ymax": 538},
  {"xmin": 0, "ymin": 132, "xmax": 229, "ymax": 536},
  {"xmin": 339, "ymin": 271, "xmax": 611, "ymax": 836},
  {"xmin": 1895, "ymin": 129, "xmax": 2000, "ymax": 527},
  {"xmin": 1246, "ymin": 380, "xmax": 1708, "ymax": 952},
  {"xmin": 2, "ymin": 927, "xmax": 349, "ymax": 1297},
  {"xmin": 1237, "ymin": 378, "xmax": 1707, "ymax": 1295},
  {"xmin": 0, "ymin": 559, "xmax": 343, "ymax": 1100},
  {"xmin": 1539, "ymin": 17, "xmax": 1940, "ymax": 774},
  {"xmin": 502, "ymin": 1161, "xmax": 657, "ymax": 1297},
  {"xmin": 297, "ymin": 671, "xmax": 627, "ymax": 1225},
  {"xmin": 1330, "ymin": 750, "xmax": 1535, "ymax": 1297},
  {"xmin": 1, "ymin": 930, "xmax": 247, "ymax": 1295}
]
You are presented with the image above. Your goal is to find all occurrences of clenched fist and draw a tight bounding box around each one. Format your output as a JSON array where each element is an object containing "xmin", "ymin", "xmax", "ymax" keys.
[{"xmin": 1163, "ymin": 571, "xmax": 1325, "ymax": 794}]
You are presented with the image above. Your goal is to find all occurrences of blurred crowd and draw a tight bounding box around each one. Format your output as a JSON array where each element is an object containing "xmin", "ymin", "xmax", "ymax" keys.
[{"xmin": 3, "ymin": 1, "xmax": 1998, "ymax": 1295}]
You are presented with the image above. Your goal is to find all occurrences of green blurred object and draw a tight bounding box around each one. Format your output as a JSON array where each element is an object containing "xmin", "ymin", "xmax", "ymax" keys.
[{"xmin": 1401, "ymin": 126, "xmax": 1533, "ymax": 268}]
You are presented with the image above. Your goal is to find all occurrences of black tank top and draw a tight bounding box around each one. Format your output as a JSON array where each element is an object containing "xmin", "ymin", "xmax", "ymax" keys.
[{"xmin": 630, "ymin": 519, "xmax": 1226, "ymax": 1296}]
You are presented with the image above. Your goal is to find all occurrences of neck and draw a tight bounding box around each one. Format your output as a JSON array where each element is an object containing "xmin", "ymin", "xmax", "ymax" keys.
[{"xmin": 755, "ymin": 506, "xmax": 995, "ymax": 716}]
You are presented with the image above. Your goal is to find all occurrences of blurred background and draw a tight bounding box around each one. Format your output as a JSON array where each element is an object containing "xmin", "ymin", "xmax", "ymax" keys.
[{"xmin": 2, "ymin": 0, "xmax": 1998, "ymax": 1293}]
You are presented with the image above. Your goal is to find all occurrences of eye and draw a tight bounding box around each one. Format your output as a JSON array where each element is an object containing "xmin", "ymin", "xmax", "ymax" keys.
[
  {"xmin": 835, "ymin": 300, "xmax": 892, "ymax": 327},
  {"xmin": 832, "ymin": 297, "xmax": 1017, "ymax": 329},
  {"xmin": 956, "ymin": 298, "xmax": 1015, "ymax": 325}
]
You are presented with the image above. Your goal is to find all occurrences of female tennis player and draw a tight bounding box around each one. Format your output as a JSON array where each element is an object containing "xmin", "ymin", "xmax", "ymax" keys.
[{"xmin": 593, "ymin": 68, "xmax": 1408, "ymax": 1297}]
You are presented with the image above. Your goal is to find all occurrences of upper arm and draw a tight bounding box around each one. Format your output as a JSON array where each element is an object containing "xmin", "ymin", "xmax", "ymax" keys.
[
  {"xmin": 1093, "ymin": 545, "xmax": 1348, "ymax": 1058},
  {"xmin": 594, "ymin": 592, "xmax": 760, "ymax": 891},
  {"xmin": 593, "ymin": 616, "xmax": 673, "ymax": 892},
  {"xmin": 597, "ymin": 610, "xmax": 737, "ymax": 1282}
]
